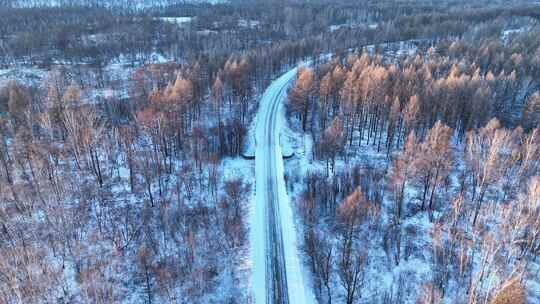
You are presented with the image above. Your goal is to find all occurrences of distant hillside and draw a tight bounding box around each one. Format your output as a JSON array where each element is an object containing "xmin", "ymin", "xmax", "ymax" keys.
[{"xmin": 0, "ymin": 0, "xmax": 227, "ymax": 9}]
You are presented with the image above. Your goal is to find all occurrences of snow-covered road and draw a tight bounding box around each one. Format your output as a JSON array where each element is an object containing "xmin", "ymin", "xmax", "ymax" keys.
[{"xmin": 250, "ymin": 66, "xmax": 315, "ymax": 304}]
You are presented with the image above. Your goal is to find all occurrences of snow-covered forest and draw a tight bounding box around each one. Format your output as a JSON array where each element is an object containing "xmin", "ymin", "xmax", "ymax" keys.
[
  {"xmin": 287, "ymin": 29, "xmax": 540, "ymax": 303},
  {"xmin": 0, "ymin": 0, "xmax": 539, "ymax": 303}
]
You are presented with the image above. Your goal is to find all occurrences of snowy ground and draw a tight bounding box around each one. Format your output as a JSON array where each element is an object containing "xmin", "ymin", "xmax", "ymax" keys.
[
  {"xmin": 222, "ymin": 156, "xmax": 257, "ymax": 302},
  {"xmin": 0, "ymin": 67, "xmax": 48, "ymax": 87},
  {"xmin": 329, "ymin": 22, "xmax": 378, "ymax": 33},
  {"xmin": 156, "ymin": 17, "xmax": 193, "ymax": 27},
  {"xmin": 238, "ymin": 19, "xmax": 261, "ymax": 29},
  {"xmin": 0, "ymin": 51, "xmax": 173, "ymax": 103}
]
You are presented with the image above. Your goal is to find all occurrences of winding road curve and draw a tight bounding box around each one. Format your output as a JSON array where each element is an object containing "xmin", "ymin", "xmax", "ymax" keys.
[
  {"xmin": 251, "ymin": 43, "xmax": 425, "ymax": 303},
  {"xmin": 253, "ymin": 67, "xmax": 314, "ymax": 304}
]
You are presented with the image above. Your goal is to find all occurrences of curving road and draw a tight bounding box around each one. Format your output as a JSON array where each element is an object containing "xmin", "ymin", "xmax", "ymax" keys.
[{"xmin": 252, "ymin": 67, "xmax": 314, "ymax": 304}]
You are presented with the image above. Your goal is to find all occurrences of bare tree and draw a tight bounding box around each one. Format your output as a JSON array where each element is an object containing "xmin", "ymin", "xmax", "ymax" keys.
[
  {"xmin": 413, "ymin": 121, "xmax": 453, "ymax": 219},
  {"xmin": 336, "ymin": 187, "xmax": 368, "ymax": 304},
  {"xmin": 289, "ymin": 67, "xmax": 316, "ymax": 132},
  {"xmin": 522, "ymin": 92, "xmax": 540, "ymax": 130},
  {"xmin": 319, "ymin": 116, "xmax": 345, "ymax": 175},
  {"xmin": 490, "ymin": 277, "xmax": 526, "ymax": 304}
]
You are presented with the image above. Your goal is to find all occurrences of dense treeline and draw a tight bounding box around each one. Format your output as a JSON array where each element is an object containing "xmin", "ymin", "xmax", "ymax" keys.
[
  {"xmin": 1, "ymin": 0, "xmax": 538, "ymax": 69},
  {"xmin": 289, "ymin": 27, "xmax": 540, "ymax": 160},
  {"xmin": 290, "ymin": 22, "xmax": 540, "ymax": 304}
]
